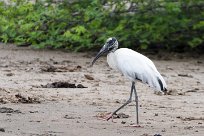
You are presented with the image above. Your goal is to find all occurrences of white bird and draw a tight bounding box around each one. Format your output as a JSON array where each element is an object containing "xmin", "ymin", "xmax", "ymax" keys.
[{"xmin": 91, "ymin": 37, "xmax": 167, "ymax": 126}]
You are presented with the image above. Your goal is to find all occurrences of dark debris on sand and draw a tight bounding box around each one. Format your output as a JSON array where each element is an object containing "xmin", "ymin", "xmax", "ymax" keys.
[
  {"xmin": 15, "ymin": 94, "xmax": 41, "ymax": 104},
  {"xmin": 41, "ymin": 81, "xmax": 87, "ymax": 88},
  {"xmin": 0, "ymin": 128, "xmax": 5, "ymax": 132},
  {"xmin": 0, "ymin": 107, "xmax": 21, "ymax": 114},
  {"xmin": 113, "ymin": 113, "xmax": 130, "ymax": 119},
  {"xmin": 41, "ymin": 65, "xmax": 82, "ymax": 72}
]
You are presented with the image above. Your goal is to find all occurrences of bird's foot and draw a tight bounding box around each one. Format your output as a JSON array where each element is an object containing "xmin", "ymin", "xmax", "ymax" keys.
[
  {"xmin": 102, "ymin": 113, "xmax": 112, "ymax": 120},
  {"xmin": 103, "ymin": 113, "xmax": 116, "ymax": 122},
  {"xmin": 96, "ymin": 112, "xmax": 116, "ymax": 122}
]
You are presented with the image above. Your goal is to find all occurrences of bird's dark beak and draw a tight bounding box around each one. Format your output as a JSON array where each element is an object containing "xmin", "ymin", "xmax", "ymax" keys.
[{"xmin": 91, "ymin": 44, "xmax": 108, "ymax": 66}]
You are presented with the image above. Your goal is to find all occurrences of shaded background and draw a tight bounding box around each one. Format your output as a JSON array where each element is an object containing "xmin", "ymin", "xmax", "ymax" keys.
[{"xmin": 0, "ymin": 0, "xmax": 203, "ymax": 52}]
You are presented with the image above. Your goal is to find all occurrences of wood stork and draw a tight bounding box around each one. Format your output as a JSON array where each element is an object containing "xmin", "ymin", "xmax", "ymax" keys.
[{"xmin": 91, "ymin": 37, "xmax": 167, "ymax": 126}]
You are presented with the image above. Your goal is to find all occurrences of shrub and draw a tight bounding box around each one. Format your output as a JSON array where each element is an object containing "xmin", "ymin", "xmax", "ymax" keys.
[{"xmin": 0, "ymin": 0, "xmax": 203, "ymax": 51}]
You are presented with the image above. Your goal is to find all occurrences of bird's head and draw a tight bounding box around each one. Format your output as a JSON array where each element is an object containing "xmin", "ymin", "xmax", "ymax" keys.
[{"xmin": 91, "ymin": 37, "xmax": 118, "ymax": 66}]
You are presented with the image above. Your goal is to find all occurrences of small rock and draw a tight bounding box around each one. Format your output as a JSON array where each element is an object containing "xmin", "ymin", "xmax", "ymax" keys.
[
  {"xmin": 29, "ymin": 111, "xmax": 38, "ymax": 113},
  {"xmin": 53, "ymin": 61, "xmax": 58, "ymax": 64},
  {"xmin": 0, "ymin": 107, "xmax": 21, "ymax": 114},
  {"xmin": 64, "ymin": 115, "xmax": 81, "ymax": 119},
  {"xmin": 121, "ymin": 121, "xmax": 126, "ymax": 124},
  {"xmin": 76, "ymin": 84, "xmax": 87, "ymax": 88},
  {"xmin": 115, "ymin": 100, "xmax": 120, "ymax": 103},
  {"xmin": 41, "ymin": 65, "xmax": 57, "ymax": 72},
  {"xmin": 166, "ymin": 67, "xmax": 173, "ymax": 70},
  {"xmin": 178, "ymin": 92, "xmax": 185, "ymax": 95},
  {"xmin": 178, "ymin": 74, "xmax": 193, "ymax": 78},
  {"xmin": 93, "ymin": 83, "xmax": 99, "ymax": 87},
  {"xmin": 155, "ymin": 113, "xmax": 158, "ymax": 116},
  {"xmin": 0, "ymin": 98, "xmax": 7, "ymax": 104},
  {"xmin": 186, "ymin": 88, "xmax": 199, "ymax": 93},
  {"xmin": 184, "ymin": 126, "xmax": 193, "ymax": 130},
  {"xmin": 76, "ymin": 65, "xmax": 82, "ymax": 69},
  {"xmin": 15, "ymin": 94, "xmax": 41, "ymax": 104},
  {"xmin": 197, "ymin": 61, "xmax": 202, "ymax": 64},
  {"xmin": 161, "ymin": 128, "xmax": 166, "ymax": 132},
  {"xmin": 0, "ymin": 128, "xmax": 5, "ymax": 132},
  {"xmin": 6, "ymin": 73, "xmax": 14, "ymax": 76},
  {"xmin": 84, "ymin": 74, "xmax": 94, "ymax": 80},
  {"xmin": 64, "ymin": 115, "xmax": 75, "ymax": 119},
  {"xmin": 113, "ymin": 113, "xmax": 129, "ymax": 119}
]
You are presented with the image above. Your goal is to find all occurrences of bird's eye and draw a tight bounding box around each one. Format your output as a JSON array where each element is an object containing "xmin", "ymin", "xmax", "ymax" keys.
[{"xmin": 108, "ymin": 40, "xmax": 114, "ymax": 45}]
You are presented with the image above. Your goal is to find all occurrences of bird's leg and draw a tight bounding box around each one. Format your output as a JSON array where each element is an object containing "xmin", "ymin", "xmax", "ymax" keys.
[
  {"xmin": 106, "ymin": 82, "xmax": 134, "ymax": 121},
  {"xmin": 131, "ymin": 82, "xmax": 141, "ymax": 127}
]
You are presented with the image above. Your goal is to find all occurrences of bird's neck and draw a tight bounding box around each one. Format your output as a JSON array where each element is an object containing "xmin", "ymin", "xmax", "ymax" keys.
[
  {"xmin": 109, "ymin": 48, "xmax": 118, "ymax": 53},
  {"xmin": 107, "ymin": 51, "xmax": 118, "ymax": 70}
]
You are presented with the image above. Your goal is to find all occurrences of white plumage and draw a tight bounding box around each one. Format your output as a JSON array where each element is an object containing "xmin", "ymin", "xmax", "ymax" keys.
[
  {"xmin": 107, "ymin": 48, "xmax": 167, "ymax": 92},
  {"xmin": 91, "ymin": 37, "xmax": 167, "ymax": 126}
]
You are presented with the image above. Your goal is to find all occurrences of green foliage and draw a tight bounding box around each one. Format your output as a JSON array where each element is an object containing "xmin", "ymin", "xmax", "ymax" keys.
[{"xmin": 0, "ymin": 0, "xmax": 203, "ymax": 51}]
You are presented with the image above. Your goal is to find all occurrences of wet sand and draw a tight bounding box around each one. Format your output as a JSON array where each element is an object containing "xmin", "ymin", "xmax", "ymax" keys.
[{"xmin": 0, "ymin": 44, "xmax": 203, "ymax": 136}]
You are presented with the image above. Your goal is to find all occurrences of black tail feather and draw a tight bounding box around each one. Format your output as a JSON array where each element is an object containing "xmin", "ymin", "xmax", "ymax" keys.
[{"xmin": 157, "ymin": 78, "xmax": 165, "ymax": 91}]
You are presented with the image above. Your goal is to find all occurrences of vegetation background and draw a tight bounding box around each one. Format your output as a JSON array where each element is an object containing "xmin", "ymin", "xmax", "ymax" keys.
[{"xmin": 0, "ymin": 0, "xmax": 203, "ymax": 52}]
